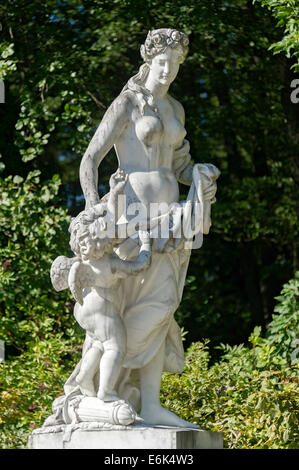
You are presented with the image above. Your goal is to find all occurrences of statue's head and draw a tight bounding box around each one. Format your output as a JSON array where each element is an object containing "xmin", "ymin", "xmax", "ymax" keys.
[
  {"xmin": 124, "ymin": 28, "xmax": 189, "ymax": 112},
  {"xmin": 140, "ymin": 29, "xmax": 189, "ymax": 88},
  {"xmin": 69, "ymin": 205, "xmax": 118, "ymax": 261},
  {"xmin": 140, "ymin": 28, "xmax": 189, "ymax": 65}
]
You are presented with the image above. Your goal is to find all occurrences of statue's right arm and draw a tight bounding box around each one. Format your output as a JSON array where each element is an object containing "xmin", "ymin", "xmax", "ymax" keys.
[
  {"xmin": 79, "ymin": 93, "xmax": 132, "ymax": 209},
  {"xmin": 68, "ymin": 261, "xmax": 105, "ymax": 304}
]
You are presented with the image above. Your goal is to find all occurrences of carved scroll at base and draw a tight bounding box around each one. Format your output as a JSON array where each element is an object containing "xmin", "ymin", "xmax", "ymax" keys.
[
  {"xmin": 43, "ymin": 388, "xmax": 136, "ymax": 428},
  {"xmin": 75, "ymin": 397, "xmax": 136, "ymax": 426}
]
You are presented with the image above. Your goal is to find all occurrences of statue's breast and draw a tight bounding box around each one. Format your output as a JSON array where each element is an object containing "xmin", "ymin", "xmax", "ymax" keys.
[
  {"xmin": 164, "ymin": 116, "xmax": 186, "ymax": 148},
  {"xmin": 135, "ymin": 113, "xmax": 186, "ymax": 149},
  {"xmin": 135, "ymin": 115, "xmax": 163, "ymax": 146}
]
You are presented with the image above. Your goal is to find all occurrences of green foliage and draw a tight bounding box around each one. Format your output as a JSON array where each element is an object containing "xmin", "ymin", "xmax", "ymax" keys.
[
  {"xmin": 161, "ymin": 340, "xmax": 298, "ymax": 449},
  {"xmin": 0, "ymin": 42, "xmax": 17, "ymax": 80},
  {"xmin": 0, "ymin": 169, "xmax": 84, "ymax": 448},
  {"xmin": 266, "ymin": 272, "xmax": 299, "ymax": 359},
  {"xmin": 0, "ymin": 337, "xmax": 81, "ymax": 448},
  {"xmin": 254, "ymin": 0, "xmax": 299, "ymax": 71},
  {"xmin": 0, "ymin": 170, "xmax": 78, "ymax": 354},
  {"xmin": 163, "ymin": 277, "xmax": 299, "ymax": 448}
]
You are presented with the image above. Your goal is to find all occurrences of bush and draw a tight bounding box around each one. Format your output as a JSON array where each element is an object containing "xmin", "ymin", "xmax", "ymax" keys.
[
  {"xmin": 0, "ymin": 337, "xmax": 81, "ymax": 448},
  {"xmin": 0, "ymin": 170, "xmax": 84, "ymax": 448},
  {"xmin": 266, "ymin": 272, "xmax": 299, "ymax": 360},
  {"xmin": 161, "ymin": 273, "xmax": 299, "ymax": 449},
  {"xmin": 0, "ymin": 170, "xmax": 76, "ymax": 355},
  {"xmin": 161, "ymin": 341, "xmax": 298, "ymax": 448}
]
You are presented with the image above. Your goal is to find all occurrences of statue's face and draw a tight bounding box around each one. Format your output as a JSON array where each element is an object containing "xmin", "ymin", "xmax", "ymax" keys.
[{"xmin": 148, "ymin": 47, "xmax": 183, "ymax": 86}]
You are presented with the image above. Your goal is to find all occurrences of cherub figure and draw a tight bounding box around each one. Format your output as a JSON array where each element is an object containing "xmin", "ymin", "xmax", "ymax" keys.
[{"xmin": 50, "ymin": 170, "xmax": 152, "ymax": 401}]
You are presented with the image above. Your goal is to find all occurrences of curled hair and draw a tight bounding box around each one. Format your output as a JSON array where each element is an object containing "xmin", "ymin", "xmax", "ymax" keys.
[
  {"xmin": 122, "ymin": 63, "xmax": 152, "ymax": 114},
  {"xmin": 69, "ymin": 204, "xmax": 111, "ymax": 260},
  {"xmin": 122, "ymin": 28, "xmax": 189, "ymax": 115},
  {"xmin": 140, "ymin": 28, "xmax": 189, "ymax": 63}
]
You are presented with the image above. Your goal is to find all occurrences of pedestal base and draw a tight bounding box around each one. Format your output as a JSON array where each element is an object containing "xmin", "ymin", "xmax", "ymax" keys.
[{"xmin": 28, "ymin": 422, "xmax": 223, "ymax": 449}]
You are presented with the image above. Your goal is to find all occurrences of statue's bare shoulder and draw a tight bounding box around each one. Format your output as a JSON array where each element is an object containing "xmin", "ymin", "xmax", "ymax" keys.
[
  {"xmin": 113, "ymin": 89, "xmax": 138, "ymax": 114},
  {"xmin": 104, "ymin": 90, "xmax": 135, "ymax": 122}
]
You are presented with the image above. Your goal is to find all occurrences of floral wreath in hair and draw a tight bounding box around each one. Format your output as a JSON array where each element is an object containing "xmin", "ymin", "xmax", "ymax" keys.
[{"xmin": 140, "ymin": 28, "xmax": 189, "ymax": 63}]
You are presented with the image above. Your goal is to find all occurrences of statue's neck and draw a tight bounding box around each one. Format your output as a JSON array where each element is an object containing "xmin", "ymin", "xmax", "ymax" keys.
[{"xmin": 144, "ymin": 77, "xmax": 169, "ymax": 100}]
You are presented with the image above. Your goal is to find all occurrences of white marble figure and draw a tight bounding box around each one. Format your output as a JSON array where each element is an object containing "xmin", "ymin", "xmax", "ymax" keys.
[
  {"xmin": 67, "ymin": 221, "xmax": 151, "ymax": 402},
  {"xmin": 46, "ymin": 28, "xmax": 220, "ymax": 430}
]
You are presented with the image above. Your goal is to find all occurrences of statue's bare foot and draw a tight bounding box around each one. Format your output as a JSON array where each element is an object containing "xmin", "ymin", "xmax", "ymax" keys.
[
  {"xmin": 97, "ymin": 389, "xmax": 121, "ymax": 402},
  {"xmin": 140, "ymin": 405, "xmax": 198, "ymax": 429},
  {"xmin": 76, "ymin": 375, "xmax": 96, "ymax": 397}
]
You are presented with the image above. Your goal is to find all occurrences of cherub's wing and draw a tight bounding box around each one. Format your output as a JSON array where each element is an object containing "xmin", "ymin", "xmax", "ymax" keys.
[{"xmin": 50, "ymin": 255, "xmax": 77, "ymax": 291}]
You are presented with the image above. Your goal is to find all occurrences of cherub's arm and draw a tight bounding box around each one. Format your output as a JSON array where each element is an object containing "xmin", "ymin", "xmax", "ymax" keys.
[
  {"xmin": 110, "ymin": 231, "xmax": 152, "ymax": 279},
  {"xmin": 68, "ymin": 261, "xmax": 99, "ymax": 305},
  {"xmin": 79, "ymin": 93, "xmax": 132, "ymax": 209}
]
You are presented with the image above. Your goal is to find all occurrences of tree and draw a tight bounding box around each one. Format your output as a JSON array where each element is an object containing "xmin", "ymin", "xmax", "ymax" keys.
[{"xmin": 0, "ymin": 0, "xmax": 298, "ymax": 347}]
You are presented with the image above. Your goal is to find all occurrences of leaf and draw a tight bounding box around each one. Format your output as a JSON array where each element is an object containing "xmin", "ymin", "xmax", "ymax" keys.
[{"xmin": 13, "ymin": 176, "xmax": 24, "ymax": 184}]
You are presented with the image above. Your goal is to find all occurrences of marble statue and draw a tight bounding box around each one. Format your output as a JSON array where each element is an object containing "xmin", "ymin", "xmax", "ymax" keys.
[{"xmin": 42, "ymin": 28, "xmax": 220, "ymax": 434}]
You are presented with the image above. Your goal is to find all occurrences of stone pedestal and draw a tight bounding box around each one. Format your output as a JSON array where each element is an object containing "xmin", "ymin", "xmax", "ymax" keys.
[{"xmin": 28, "ymin": 422, "xmax": 223, "ymax": 449}]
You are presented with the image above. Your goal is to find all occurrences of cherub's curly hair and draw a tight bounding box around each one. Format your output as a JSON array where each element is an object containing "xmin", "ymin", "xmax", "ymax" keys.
[{"xmin": 69, "ymin": 204, "xmax": 112, "ymax": 260}]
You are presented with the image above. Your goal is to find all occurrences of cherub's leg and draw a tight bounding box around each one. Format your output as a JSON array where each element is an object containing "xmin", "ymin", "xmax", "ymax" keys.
[
  {"xmin": 97, "ymin": 348, "xmax": 124, "ymax": 401},
  {"xmin": 97, "ymin": 317, "xmax": 126, "ymax": 402},
  {"xmin": 76, "ymin": 344, "xmax": 102, "ymax": 397}
]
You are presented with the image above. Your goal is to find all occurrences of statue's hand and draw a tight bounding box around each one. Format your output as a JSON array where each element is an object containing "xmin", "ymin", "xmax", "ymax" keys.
[
  {"xmin": 138, "ymin": 230, "xmax": 152, "ymax": 269},
  {"xmin": 109, "ymin": 169, "xmax": 128, "ymax": 194},
  {"xmin": 139, "ymin": 230, "xmax": 151, "ymax": 247}
]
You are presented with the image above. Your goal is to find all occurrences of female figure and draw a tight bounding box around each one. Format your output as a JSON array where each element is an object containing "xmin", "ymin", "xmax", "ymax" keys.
[{"xmin": 73, "ymin": 28, "xmax": 219, "ymax": 428}]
